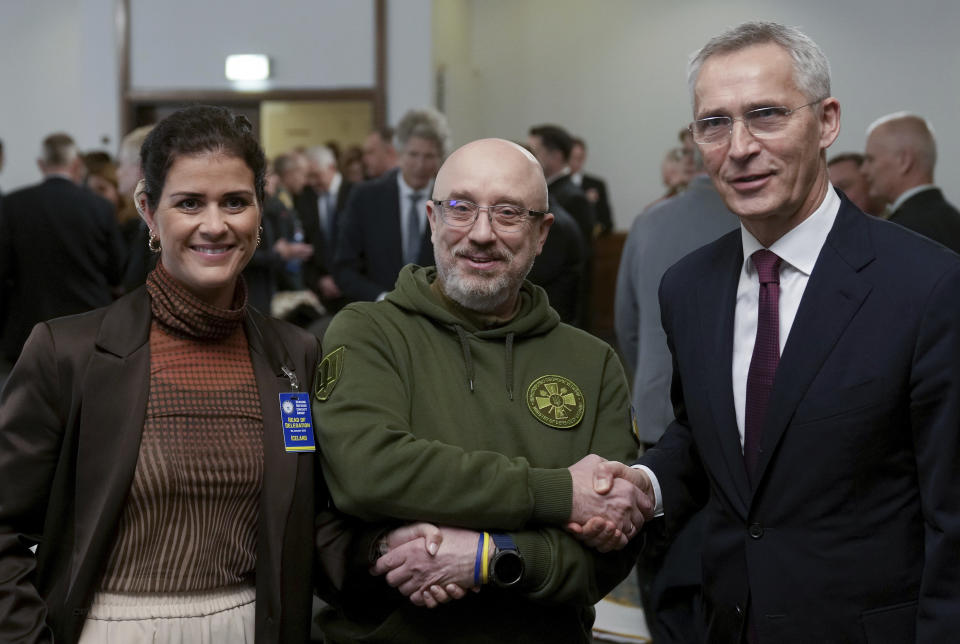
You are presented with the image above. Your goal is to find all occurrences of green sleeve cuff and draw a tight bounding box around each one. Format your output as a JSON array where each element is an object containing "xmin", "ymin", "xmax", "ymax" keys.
[
  {"xmin": 528, "ymin": 467, "xmax": 572, "ymax": 525},
  {"xmin": 510, "ymin": 531, "xmax": 551, "ymax": 591}
]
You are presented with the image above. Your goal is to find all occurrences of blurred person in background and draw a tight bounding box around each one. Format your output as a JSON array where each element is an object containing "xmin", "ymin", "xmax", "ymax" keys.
[
  {"xmin": 361, "ymin": 126, "xmax": 398, "ymax": 179},
  {"xmin": 335, "ymin": 109, "xmax": 447, "ymax": 302},
  {"xmin": 862, "ymin": 112, "xmax": 960, "ymax": 252},
  {"xmin": 117, "ymin": 125, "xmax": 157, "ymax": 292},
  {"xmin": 297, "ymin": 145, "xmax": 352, "ymax": 313},
  {"xmin": 827, "ymin": 152, "xmax": 883, "ymax": 216},
  {"xmin": 341, "ymin": 145, "xmax": 365, "ymax": 184},
  {"xmin": 0, "ymin": 133, "xmax": 124, "ymax": 370},
  {"xmin": 83, "ymin": 151, "xmax": 121, "ymax": 212},
  {"xmin": 569, "ymin": 136, "xmax": 614, "ymax": 235}
]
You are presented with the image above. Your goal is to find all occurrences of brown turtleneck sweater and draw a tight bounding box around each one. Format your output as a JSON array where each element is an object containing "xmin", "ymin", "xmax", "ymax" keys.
[{"xmin": 101, "ymin": 263, "xmax": 264, "ymax": 592}]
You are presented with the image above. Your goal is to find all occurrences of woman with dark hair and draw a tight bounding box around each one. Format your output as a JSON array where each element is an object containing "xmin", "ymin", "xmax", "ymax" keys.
[{"xmin": 0, "ymin": 105, "xmax": 324, "ymax": 643}]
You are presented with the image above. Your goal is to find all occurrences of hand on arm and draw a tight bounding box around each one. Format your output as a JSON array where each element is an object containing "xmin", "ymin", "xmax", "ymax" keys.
[
  {"xmin": 371, "ymin": 524, "xmax": 479, "ymax": 608},
  {"xmin": 565, "ymin": 457, "xmax": 655, "ymax": 552}
]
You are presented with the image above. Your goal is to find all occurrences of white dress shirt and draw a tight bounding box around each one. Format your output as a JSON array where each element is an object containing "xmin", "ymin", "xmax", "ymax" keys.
[{"xmin": 638, "ymin": 185, "xmax": 841, "ymax": 514}]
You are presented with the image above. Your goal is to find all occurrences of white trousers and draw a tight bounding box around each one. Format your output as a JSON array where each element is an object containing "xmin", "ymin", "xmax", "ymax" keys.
[{"xmin": 78, "ymin": 584, "xmax": 256, "ymax": 644}]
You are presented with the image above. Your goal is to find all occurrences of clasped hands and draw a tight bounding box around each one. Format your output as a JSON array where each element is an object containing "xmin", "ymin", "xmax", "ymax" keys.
[{"xmin": 370, "ymin": 455, "xmax": 654, "ymax": 607}]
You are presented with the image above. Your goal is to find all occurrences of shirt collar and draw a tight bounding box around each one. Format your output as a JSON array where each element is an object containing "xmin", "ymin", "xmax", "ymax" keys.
[
  {"xmin": 397, "ymin": 171, "xmax": 432, "ymax": 200},
  {"xmin": 891, "ymin": 184, "xmax": 936, "ymax": 212},
  {"xmin": 545, "ymin": 168, "xmax": 570, "ymax": 185},
  {"xmin": 740, "ymin": 184, "xmax": 841, "ymax": 277}
]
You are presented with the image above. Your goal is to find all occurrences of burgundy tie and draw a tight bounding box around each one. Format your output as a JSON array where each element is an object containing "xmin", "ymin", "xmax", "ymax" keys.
[{"xmin": 744, "ymin": 249, "xmax": 782, "ymax": 484}]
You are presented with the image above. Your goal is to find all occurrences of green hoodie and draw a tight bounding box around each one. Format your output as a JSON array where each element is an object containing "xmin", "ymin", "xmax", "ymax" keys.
[{"xmin": 315, "ymin": 265, "xmax": 641, "ymax": 643}]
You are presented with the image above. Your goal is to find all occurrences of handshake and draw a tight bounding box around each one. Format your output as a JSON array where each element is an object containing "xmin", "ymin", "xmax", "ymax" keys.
[
  {"xmin": 370, "ymin": 455, "xmax": 656, "ymax": 607},
  {"xmin": 565, "ymin": 454, "xmax": 657, "ymax": 552}
]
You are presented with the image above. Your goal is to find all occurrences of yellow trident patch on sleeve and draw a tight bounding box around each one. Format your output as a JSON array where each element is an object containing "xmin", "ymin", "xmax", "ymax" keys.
[
  {"xmin": 526, "ymin": 375, "xmax": 585, "ymax": 429},
  {"xmin": 314, "ymin": 346, "xmax": 345, "ymax": 402}
]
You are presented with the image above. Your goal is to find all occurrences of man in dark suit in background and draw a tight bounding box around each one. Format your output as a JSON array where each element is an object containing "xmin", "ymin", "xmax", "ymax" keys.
[
  {"xmin": 0, "ymin": 133, "xmax": 124, "ymax": 364},
  {"xmin": 862, "ymin": 112, "xmax": 960, "ymax": 253},
  {"xmin": 577, "ymin": 22, "xmax": 960, "ymax": 643},
  {"xmin": 529, "ymin": 125, "xmax": 594, "ymax": 328},
  {"xmin": 570, "ymin": 136, "xmax": 613, "ymax": 235},
  {"xmin": 528, "ymin": 125, "xmax": 594, "ymax": 245},
  {"xmin": 297, "ymin": 145, "xmax": 352, "ymax": 312},
  {"xmin": 334, "ymin": 108, "xmax": 447, "ymax": 302}
]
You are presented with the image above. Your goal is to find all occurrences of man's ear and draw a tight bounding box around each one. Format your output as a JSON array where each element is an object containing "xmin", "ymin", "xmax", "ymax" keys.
[
  {"xmin": 818, "ymin": 97, "xmax": 841, "ymax": 151},
  {"xmin": 426, "ymin": 200, "xmax": 439, "ymax": 242},
  {"xmin": 535, "ymin": 213, "xmax": 555, "ymax": 255}
]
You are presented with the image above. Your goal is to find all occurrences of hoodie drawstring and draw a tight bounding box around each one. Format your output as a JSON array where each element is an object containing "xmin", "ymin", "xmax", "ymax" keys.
[
  {"xmin": 453, "ymin": 326, "xmax": 517, "ymax": 400},
  {"xmin": 454, "ymin": 324, "xmax": 475, "ymax": 393}
]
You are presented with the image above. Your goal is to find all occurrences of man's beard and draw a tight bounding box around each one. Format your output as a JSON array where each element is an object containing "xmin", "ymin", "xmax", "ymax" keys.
[{"xmin": 435, "ymin": 243, "xmax": 535, "ymax": 314}]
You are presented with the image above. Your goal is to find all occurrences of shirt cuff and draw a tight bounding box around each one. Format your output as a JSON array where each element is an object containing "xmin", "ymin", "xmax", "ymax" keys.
[{"xmin": 631, "ymin": 464, "xmax": 664, "ymax": 517}]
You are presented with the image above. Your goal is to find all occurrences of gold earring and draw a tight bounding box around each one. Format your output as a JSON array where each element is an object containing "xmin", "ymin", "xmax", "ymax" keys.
[
  {"xmin": 256, "ymin": 225, "xmax": 263, "ymax": 247},
  {"xmin": 148, "ymin": 230, "xmax": 161, "ymax": 253}
]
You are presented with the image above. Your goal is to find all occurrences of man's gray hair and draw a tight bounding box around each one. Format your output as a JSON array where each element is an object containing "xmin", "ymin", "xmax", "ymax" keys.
[
  {"xmin": 306, "ymin": 145, "xmax": 337, "ymax": 169},
  {"xmin": 395, "ymin": 108, "xmax": 450, "ymax": 156},
  {"xmin": 40, "ymin": 132, "xmax": 78, "ymax": 168},
  {"xmin": 687, "ymin": 22, "xmax": 831, "ymax": 106}
]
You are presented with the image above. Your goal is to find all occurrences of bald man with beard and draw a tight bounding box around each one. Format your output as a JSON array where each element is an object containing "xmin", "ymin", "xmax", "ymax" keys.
[{"xmin": 313, "ymin": 138, "xmax": 646, "ymax": 643}]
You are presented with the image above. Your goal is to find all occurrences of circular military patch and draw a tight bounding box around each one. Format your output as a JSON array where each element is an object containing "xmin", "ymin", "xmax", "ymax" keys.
[{"xmin": 526, "ymin": 375, "xmax": 585, "ymax": 429}]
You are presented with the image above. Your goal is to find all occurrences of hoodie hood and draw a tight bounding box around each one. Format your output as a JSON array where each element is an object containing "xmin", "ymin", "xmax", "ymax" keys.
[
  {"xmin": 385, "ymin": 265, "xmax": 561, "ymax": 398},
  {"xmin": 386, "ymin": 265, "xmax": 560, "ymax": 338}
]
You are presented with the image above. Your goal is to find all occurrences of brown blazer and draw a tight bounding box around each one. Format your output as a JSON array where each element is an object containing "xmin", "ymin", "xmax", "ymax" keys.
[{"xmin": 0, "ymin": 287, "xmax": 324, "ymax": 644}]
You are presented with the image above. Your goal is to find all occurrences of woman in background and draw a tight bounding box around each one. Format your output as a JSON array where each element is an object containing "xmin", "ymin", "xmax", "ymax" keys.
[{"xmin": 0, "ymin": 105, "xmax": 324, "ymax": 643}]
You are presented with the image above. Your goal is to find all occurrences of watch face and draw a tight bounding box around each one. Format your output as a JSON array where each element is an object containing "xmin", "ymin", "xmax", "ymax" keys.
[{"xmin": 493, "ymin": 550, "xmax": 524, "ymax": 587}]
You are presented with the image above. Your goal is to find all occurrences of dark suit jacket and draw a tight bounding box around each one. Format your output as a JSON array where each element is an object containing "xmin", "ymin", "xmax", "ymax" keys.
[
  {"xmin": 548, "ymin": 174, "xmax": 594, "ymax": 248},
  {"xmin": 243, "ymin": 196, "xmax": 287, "ymax": 313},
  {"xmin": 0, "ymin": 177, "xmax": 124, "ymax": 361},
  {"xmin": 0, "ymin": 288, "xmax": 324, "ymax": 644},
  {"xmin": 297, "ymin": 183, "xmax": 354, "ymax": 312},
  {"xmin": 581, "ymin": 173, "xmax": 613, "ymax": 234},
  {"xmin": 641, "ymin": 198, "xmax": 960, "ymax": 643},
  {"xmin": 889, "ymin": 187, "xmax": 960, "ymax": 254},
  {"xmin": 296, "ymin": 182, "xmax": 354, "ymax": 277},
  {"xmin": 333, "ymin": 169, "xmax": 434, "ymax": 302},
  {"xmin": 527, "ymin": 201, "xmax": 585, "ymax": 326}
]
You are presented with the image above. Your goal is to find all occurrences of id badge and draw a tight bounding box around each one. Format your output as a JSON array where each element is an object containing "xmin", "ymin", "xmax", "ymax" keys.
[{"xmin": 279, "ymin": 392, "xmax": 316, "ymax": 452}]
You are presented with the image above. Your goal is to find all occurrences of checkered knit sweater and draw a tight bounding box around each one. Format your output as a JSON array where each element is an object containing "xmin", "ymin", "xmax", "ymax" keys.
[{"xmin": 100, "ymin": 263, "xmax": 264, "ymax": 592}]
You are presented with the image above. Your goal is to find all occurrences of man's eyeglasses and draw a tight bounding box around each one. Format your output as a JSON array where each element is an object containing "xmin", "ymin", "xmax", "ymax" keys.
[
  {"xmin": 689, "ymin": 98, "xmax": 826, "ymax": 145},
  {"xmin": 432, "ymin": 199, "xmax": 546, "ymax": 233}
]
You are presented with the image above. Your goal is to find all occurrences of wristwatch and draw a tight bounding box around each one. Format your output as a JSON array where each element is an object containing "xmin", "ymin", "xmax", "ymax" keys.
[{"xmin": 490, "ymin": 533, "xmax": 524, "ymax": 588}]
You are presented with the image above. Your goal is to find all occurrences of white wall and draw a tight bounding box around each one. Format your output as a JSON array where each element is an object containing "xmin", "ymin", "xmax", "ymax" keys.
[
  {"xmin": 437, "ymin": 0, "xmax": 960, "ymax": 230},
  {"xmin": 0, "ymin": 0, "xmax": 117, "ymax": 192},
  {"xmin": 387, "ymin": 0, "xmax": 434, "ymax": 126},
  {"xmin": 129, "ymin": 0, "xmax": 375, "ymax": 90}
]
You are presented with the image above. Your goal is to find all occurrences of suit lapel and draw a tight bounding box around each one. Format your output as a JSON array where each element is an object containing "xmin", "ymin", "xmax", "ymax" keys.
[
  {"xmin": 699, "ymin": 235, "xmax": 752, "ymax": 512},
  {"xmin": 752, "ymin": 203, "xmax": 874, "ymax": 490},
  {"xmin": 246, "ymin": 311, "xmax": 299, "ymax": 596},
  {"xmin": 70, "ymin": 290, "xmax": 152, "ymax": 598}
]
